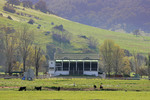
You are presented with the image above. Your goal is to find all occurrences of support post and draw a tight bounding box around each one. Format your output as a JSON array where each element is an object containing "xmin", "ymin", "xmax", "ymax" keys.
[
  {"xmin": 83, "ymin": 61, "xmax": 84, "ymax": 71},
  {"xmin": 90, "ymin": 61, "xmax": 91, "ymax": 71},
  {"xmin": 69, "ymin": 60, "xmax": 70, "ymax": 71},
  {"xmin": 62, "ymin": 61, "xmax": 63, "ymax": 71},
  {"xmin": 76, "ymin": 61, "xmax": 77, "ymax": 71}
]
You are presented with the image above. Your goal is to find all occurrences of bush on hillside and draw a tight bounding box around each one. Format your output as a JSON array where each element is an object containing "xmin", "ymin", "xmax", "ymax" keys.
[
  {"xmin": 28, "ymin": 19, "xmax": 35, "ymax": 24},
  {"xmin": 88, "ymin": 36, "xmax": 99, "ymax": 49},
  {"xmin": 3, "ymin": 5, "xmax": 16, "ymax": 13},
  {"xmin": 22, "ymin": 1, "xmax": 33, "ymax": 8},
  {"xmin": 53, "ymin": 25, "xmax": 64, "ymax": 31},
  {"xmin": 52, "ymin": 33, "xmax": 70, "ymax": 44},
  {"xmin": 7, "ymin": 16, "xmax": 13, "ymax": 20},
  {"xmin": 0, "ymin": 13, "xmax": 3, "ymax": 16},
  {"xmin": 7, "ymin": 0, "xmax": 20, "ymax": 6},
  {"xmin": 51, "ymin": 22, "xmax": 54, "ymax": 25}
]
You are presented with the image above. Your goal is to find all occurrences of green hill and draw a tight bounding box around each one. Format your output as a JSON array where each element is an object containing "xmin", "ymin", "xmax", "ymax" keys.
[{"xmin": 0, "ymin": 0, "xmax": 150, "ymax": 55}]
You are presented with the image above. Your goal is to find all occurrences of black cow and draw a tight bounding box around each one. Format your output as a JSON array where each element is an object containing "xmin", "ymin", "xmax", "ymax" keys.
[
  {"xmin": 100, "ymin": 84, "xmax": 103, "ymax": 90},
  {"xmin": 35, "ymin": 86, "xmax": 42, "ymax": 91},
  {"xmin": 57, "ymin": 87, "xmax": 60, "ymax": 91},
  {"xmin": 19, "ymin": 87, "xmax": 26, "ymax": 91},
  {"xmin": 93, "ymin": 85, "xmax": 97, "ymax": 89}
]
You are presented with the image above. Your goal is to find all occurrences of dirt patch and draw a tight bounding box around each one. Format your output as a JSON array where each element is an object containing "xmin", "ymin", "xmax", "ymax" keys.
[
  {"xmin": 45, "ymin": 87, "xmax": 102, "ymax": 91},
  {"xmin": 0, "ymin": 86, "xmax": 19, "ymax": 89},
  {"xmin": 44, "ymin": 87, "xmax": 81, "ymax": 91}
]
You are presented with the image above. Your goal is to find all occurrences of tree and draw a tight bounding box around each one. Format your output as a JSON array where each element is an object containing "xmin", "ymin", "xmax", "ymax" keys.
[
  {"xmin": 138, "ymin": 66, "xmax": 148, "ymax": 78},
  {"xmin": 121, "ymin": 57, "xmax": 131, "ymax": 76},
  {"xmin": 100, "ymin": 39, "xmax": 115, "ymax": 76},
  {"xmin": 112, "ymin": 44, "xmax": 125, "ymax": 75},
  {"xmin": 0, "ymin": 26, "xmax": 18, "ymax": 75},
  {"xmin": 18, "ymin": 25, "xmax": 34, "ymax": 72},
  {"xmin": 34, "ymin": 46, "xmax": 42, "ymax": 77},
  {"xmin": 46, "ymin": 44, "xmax": 56, "ymax": 60},
  {"xmin": 132, "ymin": 51, "xmax": 139, "ymax": 74},
  {"xmin": 7, "ymin": 0, "xmax": 20, "ymax": 6},
  {"xmin": 22, "ymin": 0, "xmax": 33, "ymax": 8},
  {"xmin": 35, "ymin": 0, "xmax": 48, "ymax": 13},
  {"xmin": 133, "ymin": 29, "xmax": 140, "ymax": 37},
  {"xmin": 26, "ymin": 45, "xmax": 46, "ymax": 77},
  {"xmin": 88, "ymin": 36, "xmax": 99, "ymax": 49}
]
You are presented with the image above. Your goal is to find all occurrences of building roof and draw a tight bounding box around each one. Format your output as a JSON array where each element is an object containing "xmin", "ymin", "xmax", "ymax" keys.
[{"xmin": 54, "ymin": 53, "xmax": 100, "ymax": 60}]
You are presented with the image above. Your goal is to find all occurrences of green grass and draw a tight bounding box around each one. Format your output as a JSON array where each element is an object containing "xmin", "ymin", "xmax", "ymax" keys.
[
  {"xmin": 0, "ymin": 0, "xmax": 150, "ymax": 54},
  {"xmin": 0, "ymin": 78, "xmax": 150, "ymax": 100},
  {"xmin": 0, "ymin": 91, "xmax": 150, "ymax": 100},
  {"xmin": 0, "ymin": 78, "xmax": 150, "ymax": 91}
]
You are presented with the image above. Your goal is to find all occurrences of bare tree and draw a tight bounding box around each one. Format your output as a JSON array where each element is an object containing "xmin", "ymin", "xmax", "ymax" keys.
[
  {"xmin": 18, "ymin": 25, "xmax": 34, "ymax": 72},
  {"xmin": 132, "ymin": 51, "xmax": 139, "ymax": 74},
  {"xmin": 100, "ymin": 39, "xmax": 114, "ymax": 76},
  {"xmin": 34, "ymin": 46, "xmax": 42, "ymax": 77},
  {"xmin": 88, "ymin": 36, "xmax": 99, "ymax": 49},
  {"xmin": 112, "ymin": 45, "xmax": 124, "ymax": 75},
  {"xmin": 133, "ymin": 29, "xmax": 140, "ymax": 37},
  {"xmin": 0, "ymin": 26, "xmax": 18, "ymax": 75}
]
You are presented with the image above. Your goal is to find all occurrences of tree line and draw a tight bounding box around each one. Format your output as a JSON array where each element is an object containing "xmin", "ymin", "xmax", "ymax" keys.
[
  {"xmin": 0, "ymin": 24, "xmax": 46, "ymax": 76},
  {"xmin": 100, "ymin": 39, "xmax": 150, "ymax": 78},
  {"xmin": 5, "ymin": 0, "xmax": 53, "ymax": 14}
]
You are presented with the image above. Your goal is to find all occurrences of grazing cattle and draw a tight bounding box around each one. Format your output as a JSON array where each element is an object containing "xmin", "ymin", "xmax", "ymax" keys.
[
  {"xmin": 35, "ymin": 86, "xmax": 42, "ymax": 91},
  {"xmin": 100, "ymin": 85, "xmax": 103, "ymax": 90},
  {"xmin": 19, "ymin": 87, "xmax": 26, "ymax": 91},
  {"xmin": 93, "ymin": 85, "xmax": 97, "ymax": 89},
  {"xmin": 57, "ymin": 87, "xmax": 60, "ymax": 91},
  {"xmin": 100, "ymin": 83, "xmax": 103, "ymax": 90}
]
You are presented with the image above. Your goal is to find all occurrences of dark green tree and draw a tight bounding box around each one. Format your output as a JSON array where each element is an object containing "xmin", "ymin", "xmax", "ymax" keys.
[{"xmin": 7, "ymin": 0, "xmax": 20, "ymax": 6}]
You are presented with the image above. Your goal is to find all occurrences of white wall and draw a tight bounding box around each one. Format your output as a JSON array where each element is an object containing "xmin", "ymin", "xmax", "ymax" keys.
[
  {"xmin": 54, "ymin": 71, "xmax": 69, "ymax": 76},
  {"xmin": 84, "ymin": 71, "xmax": 98, "ymax": 76},
  {"xmin": 49, "ymin": 61, "xmax": 55, "ymax": 68}
]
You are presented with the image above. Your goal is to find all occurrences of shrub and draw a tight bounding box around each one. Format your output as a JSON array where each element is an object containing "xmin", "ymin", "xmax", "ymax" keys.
[
  {"xmin": 51, "ymin": 22, "xmax": 54, "ymax": 25},
  {"xmin": 3, "ymin": 5, "xmax": 16, "ymax": 13},
  {"xmin": 0, "ymin": 13, "xmax": 3, "ymax": 16},
  {"xmin": 28, "ymin": 19, "xmax": 34, "ymax": 24},
  {"xmin": 7, "ymin": 16, "xmax": 13, "ymax": 20},
  {"xmin": 52, "ymin": 33, "xmax": 70, "ymax": 44},
  {"xmin": 53, "ymin": 25, "xmax": 64, "ymax": 31}
]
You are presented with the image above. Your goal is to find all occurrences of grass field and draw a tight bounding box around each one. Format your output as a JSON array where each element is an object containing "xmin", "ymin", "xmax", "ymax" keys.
[
  {"xmin": 0, "ymin": 0, "xmax": 150, "ymax": 54},
  {"xmin": 0, "ymin": 78, "xmax": 150, "ymax": 100},
  {"xmin": 0, "ymin": 91, "xmax": 150, "ymax": 100},
  {"xmin": 0, "ymin": 78, "xmax": 150, "ymax": 91}
]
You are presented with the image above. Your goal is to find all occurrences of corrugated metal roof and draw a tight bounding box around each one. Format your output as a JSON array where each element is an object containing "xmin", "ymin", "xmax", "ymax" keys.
[{"xmin": 54, "ymin": 53, "xmax": 100, "ymax": 60}]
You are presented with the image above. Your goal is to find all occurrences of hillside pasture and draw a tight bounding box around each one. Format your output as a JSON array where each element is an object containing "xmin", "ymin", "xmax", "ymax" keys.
[{"xmin": 0, "ymin": 0, "xmax": 150, "ymax": 54}]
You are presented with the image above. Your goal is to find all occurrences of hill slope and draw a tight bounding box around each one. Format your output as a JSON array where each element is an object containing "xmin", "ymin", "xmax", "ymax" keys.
[
  {"xmin": 0, "ymin": 0, "xmax": 150, "ymax": 55},
  {"xmin": 45, "ymin": 0, "xmax": 150, "ymax": 33}
]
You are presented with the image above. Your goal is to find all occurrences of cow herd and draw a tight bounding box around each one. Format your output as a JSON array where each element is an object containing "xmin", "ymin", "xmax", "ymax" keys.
[
  {"xmin": 18, "ymin": 84, "xmax": 103, "ymax": 91},
  {"xmin": 18, "ymin": 86, "xmax": 60, "ymax": 91},
  {"xmin": 93, "ymin": 83, "xmax": 103, "ymax": 90}
]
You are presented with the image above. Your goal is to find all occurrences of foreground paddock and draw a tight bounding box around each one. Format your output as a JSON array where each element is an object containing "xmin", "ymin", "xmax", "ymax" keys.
[
  {"xmin": 0, "ymin": 91, "xmax": 150, "ymax": 100},
  {"xmin": 0, "ymin": 78, "xmax": 150, "ymax": 91},
  {"xmin": 0, "ymin": 78, "xmax": 149, "ymax": 99}
]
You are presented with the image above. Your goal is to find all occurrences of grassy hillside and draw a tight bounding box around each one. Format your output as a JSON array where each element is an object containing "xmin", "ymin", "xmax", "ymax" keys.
[
  {"xmin": 45, "ymin": 0, "xmax": 150, "ymax": 33},
  {"xmin": 0, "ymin": 0, "xmax": 150, "ymax": 54}
]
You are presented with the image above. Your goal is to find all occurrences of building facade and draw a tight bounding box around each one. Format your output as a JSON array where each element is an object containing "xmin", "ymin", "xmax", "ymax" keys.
[{"xmin": 48, "ymin": 53, "xmax": 100, "ymax": 76}]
